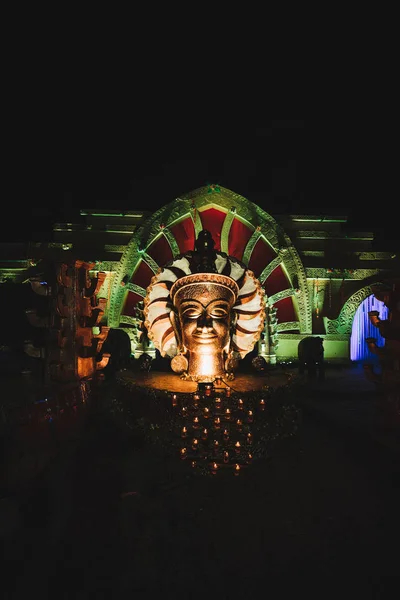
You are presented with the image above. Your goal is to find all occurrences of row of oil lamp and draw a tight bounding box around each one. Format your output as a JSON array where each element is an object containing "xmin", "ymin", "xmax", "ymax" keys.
[
  {"xmin": 171, "ymin": 393, "xmax": 266, "ymax": 412},
  {"xmin": 198, "ymin": 460, "xmax": 246, "ymax": 476},
  {"xmin": 183, "ymin": 411, "xmax": 254, "ymax": 426},
  {"xmin": 180, "ymin": 442, "xmax": 252, "ymax": 458},
  {"xmin": 176, "ymin": 406, "xmax": 259, "ymax": 429},
  {"xmin": 180, "ymin": 405, "xmax": 256, "ymax": 423},
  {"xmin": 204, "ymin": 378, "xmax": 231, "ymax": 396},
  {"xmin": 181, "ymin": 425, "xmax": 253, "ymax": 443},
  {"xmin": 180, "ymin": 447, "xmax": 252, "ymax": 475}
]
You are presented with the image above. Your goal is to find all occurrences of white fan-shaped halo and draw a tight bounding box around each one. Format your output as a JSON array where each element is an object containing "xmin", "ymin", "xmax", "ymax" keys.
[{"xmin": 143, "ymin": 252, "xmax": 266, "ymax": 359}]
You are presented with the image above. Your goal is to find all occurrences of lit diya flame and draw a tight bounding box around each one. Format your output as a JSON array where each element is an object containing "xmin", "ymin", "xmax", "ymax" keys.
[
  {"xmin": 234, "ymin": 464, "xmax": 240, "ymax": 476},
  {"xmin": 181, "ymin": 426, "xmax": 188, "ymax": 438}
]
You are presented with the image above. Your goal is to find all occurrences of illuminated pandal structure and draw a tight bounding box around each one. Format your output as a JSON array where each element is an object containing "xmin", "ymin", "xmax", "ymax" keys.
[{"xmin": 143, "ymin": 230, "xmax": 271, "ymax": 475}]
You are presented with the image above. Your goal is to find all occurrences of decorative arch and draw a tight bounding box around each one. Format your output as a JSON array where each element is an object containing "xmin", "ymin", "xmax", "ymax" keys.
[{"xmin": 108, "ymin": 186, "xmax": 312, "ymax": 352}]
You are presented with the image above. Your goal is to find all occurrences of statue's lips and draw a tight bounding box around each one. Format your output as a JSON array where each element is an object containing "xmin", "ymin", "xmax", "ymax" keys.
[{"xmin": 192, "ymin": 332, "xmax": 218, "ymax": 343}]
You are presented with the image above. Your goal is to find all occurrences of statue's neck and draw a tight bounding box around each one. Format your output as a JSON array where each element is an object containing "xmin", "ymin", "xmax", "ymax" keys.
[{"xmin": 187, "ymin": 351, "xmax": 225, "ymax": 381}]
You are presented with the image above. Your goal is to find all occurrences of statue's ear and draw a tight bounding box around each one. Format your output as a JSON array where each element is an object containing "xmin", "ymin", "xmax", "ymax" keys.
[
  {"xmin": 229, "ymin": 312, "xmax": 237, "ymax": 340},
  {"xmin": 225, "ymin": 314, "xmax": 237, "ymax": 356},
  {"xmin": 170, "ymin": 309, "xmax": 184, "ymax": 353}
]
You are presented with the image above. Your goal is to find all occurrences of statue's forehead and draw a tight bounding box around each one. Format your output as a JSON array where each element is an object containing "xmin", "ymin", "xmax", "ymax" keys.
[
  {"xmin": 181, "ymin": 296, "xmax": 230, "ymax": 308},
  {"xmin": 175, "ymin": 283, "xmax": 235, "ymax": 305}
]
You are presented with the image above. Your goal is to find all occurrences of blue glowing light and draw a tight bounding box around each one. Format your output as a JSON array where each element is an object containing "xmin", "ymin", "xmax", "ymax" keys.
[{"xmin": 350, "ymin": 295, "xmax": 389, "ymax": 361}]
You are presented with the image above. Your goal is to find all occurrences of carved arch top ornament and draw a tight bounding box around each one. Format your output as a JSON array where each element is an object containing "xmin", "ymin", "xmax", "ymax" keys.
[
  {"xmin": 323, "ymin": 285, "xmax": 375, "ymax": 335},
  {"xmin": 107, "ymin": 186, "xmax": 312, "ymax": 336}
]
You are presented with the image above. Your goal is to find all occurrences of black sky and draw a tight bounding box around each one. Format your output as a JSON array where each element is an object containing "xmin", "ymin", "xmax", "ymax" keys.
[{"xmin": 2, "ymin": 122, "xmax": 396, "ymax": 244}]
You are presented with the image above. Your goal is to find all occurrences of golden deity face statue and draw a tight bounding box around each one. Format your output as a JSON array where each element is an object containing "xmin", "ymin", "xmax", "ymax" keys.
[
  {"xmin": 143, "ymin": 230, "xmax": 266, "ymax": 382},
  {"xmin": 180, "ymin": 295, "xmax": 231, "ymax": 351},
  {"xmin": 170, "ymin": 276, "xmax": 239, "ymax": 380}
]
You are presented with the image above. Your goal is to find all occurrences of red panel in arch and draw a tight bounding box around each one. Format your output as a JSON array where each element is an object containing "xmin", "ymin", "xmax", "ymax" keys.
[
  {"xmin": 170, "ymin": 218, "xmax": 195, "ymax": 255},
  {"xmin": 122, "ymin": 291, "xmax": 143, "ymax": 317},
  {"xmin": 228, "ymin": 219, "xmax": 253, "ymax": 261},
  {"xmin": 247, "ymin": 238, "xmax": 277, "ymax": 278},
  {"xmin": 130, "ymin": 260, "xmax": 154, "ymax": 291},
  {"xmin": 274, "ymin": 297, "xmax": 296, "ymax": 323},
  {"xmin": 264, "ymin": 265, "xmax": 289, "ymax": 298},
  {"xmin": 198, "ymin": 208, "xmax": 226, "ymax": 251},
  {"xmin": 147, "ymin": 234, "xmax": 173, "ymax": 268}
]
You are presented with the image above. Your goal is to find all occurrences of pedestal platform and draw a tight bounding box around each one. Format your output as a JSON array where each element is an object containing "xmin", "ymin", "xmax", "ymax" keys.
[{"xmin": 118, "ymin": 369, "xmax": 295, "ymax": 395}]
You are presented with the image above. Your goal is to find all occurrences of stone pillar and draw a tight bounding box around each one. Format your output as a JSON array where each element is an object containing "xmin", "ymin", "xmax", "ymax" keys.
[{"xmin": 258, "ymin": 305, "xmax": 278, "ymax": 364}]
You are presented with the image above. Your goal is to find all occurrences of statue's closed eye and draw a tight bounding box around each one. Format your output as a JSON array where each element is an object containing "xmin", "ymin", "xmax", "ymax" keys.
[
  {"xmin": 181, "ymin": 307, "xmax": 203, "ymax": 320},
  {"xmin": 181, "ymin": 305, "xmax": 229, "ymax": 320},
  {"xmin": 209, "ymin": 307, "xmax": 228, "ymax": 319}
]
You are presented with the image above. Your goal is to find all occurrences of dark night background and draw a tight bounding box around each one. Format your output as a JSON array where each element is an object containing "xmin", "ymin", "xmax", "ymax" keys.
[
  {"xmin": 1, "ymin": 122, "xmax": 397, "ymax": 248},
  {"xmin": 2, "ymin": 121, "xmax": 400, "ymax": 597}
]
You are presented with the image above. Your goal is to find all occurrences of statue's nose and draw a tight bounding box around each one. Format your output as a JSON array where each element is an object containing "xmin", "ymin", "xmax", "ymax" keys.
[{"xmin": 197, "ymin": 312, "xmax": 212, "ymax": 330}]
